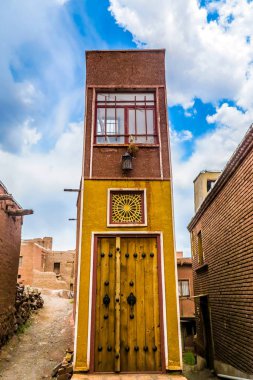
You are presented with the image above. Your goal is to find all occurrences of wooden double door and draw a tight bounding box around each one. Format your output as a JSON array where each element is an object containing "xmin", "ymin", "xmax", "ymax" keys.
[{"xmin": 92, "ymin": 236, "xmax": 163, "ymax": 372}]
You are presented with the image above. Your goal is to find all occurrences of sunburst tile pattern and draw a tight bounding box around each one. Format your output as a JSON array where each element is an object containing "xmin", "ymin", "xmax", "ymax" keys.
[{"xmin": 111, "ymin": 192, "xmax": 143, "ymax": 224}]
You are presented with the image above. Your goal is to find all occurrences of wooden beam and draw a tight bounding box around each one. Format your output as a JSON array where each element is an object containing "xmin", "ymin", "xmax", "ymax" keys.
[
  {"xmin": 7, "ymin": 209, "xmax": 33, "ymax": 216},
  {"xmin": 64, "ymin": 189, "xmax": 80, "ymax": 192},
  {"xmin": 0, "ymin": 194, "xmax": 13, "ymax": 201},
  {"xmin": 115, "ymin": 236, "xmax": 121, "ymax": 372}
]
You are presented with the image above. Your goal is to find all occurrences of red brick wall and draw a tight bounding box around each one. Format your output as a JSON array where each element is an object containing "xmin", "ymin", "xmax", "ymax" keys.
[
  {"xmin": 83, "ymin": 50, "xmax": 171, "ymax": 180},
  {"xmin": 0, "ymin": 185, "xmax": 22, "ymax": 345},
  {"xmin": 191, "ymin": 149, "xmax": 253, "ymax": 374},
  {"xmin": 177, "ymin": 261, "xmax": 195, "ymax": 318}
]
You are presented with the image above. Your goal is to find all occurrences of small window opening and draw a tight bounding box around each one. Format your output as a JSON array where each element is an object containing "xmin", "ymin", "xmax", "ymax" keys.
[
  {"xmin": 197, "ymin": 231, "xmax": 204, "ymax": 265},
  {"xmin": 207, "ymin": 179, "xmax": 216, "ymax": 192},
  {"xmin": 178, "ymin": 280, "xmax": 190, "ymax": 297},
  {"xmin": 19, "ymin": 256, "xmax": 23, "ymax": 267},
  {"xmin": 53, "ymin": 262, "xmax": 61, "ymax": 275}
]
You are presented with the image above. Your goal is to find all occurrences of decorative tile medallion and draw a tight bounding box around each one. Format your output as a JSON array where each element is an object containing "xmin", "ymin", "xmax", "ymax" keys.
[{"xmin": 109, "ymin": 190, "xmax": 146, "ymax": 225}]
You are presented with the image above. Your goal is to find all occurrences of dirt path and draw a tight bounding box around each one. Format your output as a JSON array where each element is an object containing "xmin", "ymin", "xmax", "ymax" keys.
[
  {"xmin": 184, "ymin": 369, "xmax": 219, "ymax": 380},
  {"xmin": 0, "ymin": 292, "xmax": 73, "ymax": 380}
]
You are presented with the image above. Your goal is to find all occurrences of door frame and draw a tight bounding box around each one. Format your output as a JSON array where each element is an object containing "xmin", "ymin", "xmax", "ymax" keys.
[{"xmin": 89, "ymin": 232, "xmax": 166, "ymax": 373}]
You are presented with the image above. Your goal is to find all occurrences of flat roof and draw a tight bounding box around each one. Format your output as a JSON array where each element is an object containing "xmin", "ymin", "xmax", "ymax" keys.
[
  {"xmin": 86, "ymin": 48, "xmax": 166, "ymax": 54},
  {"xmin": 0, "ymin": 180, "xmax": 22, "ymax": 209},
  {"xmin": 193, "ymin": 170, "xmax": 222, "ymax": 183}
]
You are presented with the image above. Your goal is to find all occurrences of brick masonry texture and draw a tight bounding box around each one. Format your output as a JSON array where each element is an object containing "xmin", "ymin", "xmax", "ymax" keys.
[
  {"xmin": 189, "ymin": 128, "xmax": 253, "ymax": 374},
  {"xmin": 83, "ymin": 50, "xmax": 171, "ymax": 180},
  {"xmin": 177, "ymin": 257, "xmax": 195, "ymax": 318},
  {"xmin": 0, "ymin": 183, "xmax": 22, "ymax": 345}
]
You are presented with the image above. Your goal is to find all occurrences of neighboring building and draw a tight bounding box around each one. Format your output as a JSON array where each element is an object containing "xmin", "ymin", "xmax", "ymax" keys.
[
  {"xmin": 194, "ymin": 171, "xmax": 221, "ymax": 212},
  {"xmin": 177, "ymin": 252, "xmax": 195, "ymax": 351},
  {"xmin": 74, "ymin": 50, "xmax": 181, "ymax": 374},
  {"xmin": 0, "ymin": 181, "xmax": 32, "ymax": 346},
  {"xmin": 188, "ymin": 126, "xmax": 253, "ymax": 378},
  {"xmin": 18, "ymin": 237, "xmax": 75, "ymax": 291}
]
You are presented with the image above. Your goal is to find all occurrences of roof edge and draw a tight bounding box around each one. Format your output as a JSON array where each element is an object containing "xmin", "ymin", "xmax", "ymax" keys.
[
  {"xmin": 188, "ymin": 124, "xmax": 253, "ymax": 231},
  {"xmin": 86, "ymin": 49, "xmax": 166, "ymax": 54}
]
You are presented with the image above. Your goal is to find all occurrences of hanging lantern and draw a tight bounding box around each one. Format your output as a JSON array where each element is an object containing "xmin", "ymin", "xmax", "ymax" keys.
[{"xmin": 122, "ymin": 152, "xmax": 133, "ymax": 170}]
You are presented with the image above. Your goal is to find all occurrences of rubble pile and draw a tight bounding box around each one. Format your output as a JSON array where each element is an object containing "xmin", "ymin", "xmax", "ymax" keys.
[
  {"xmin": 52, "ymin": 348, "xmax": 74, "ymax": 380},
  {"xmin": 14, "ymin": 284, "xmax": 44, "ymax": 331}
]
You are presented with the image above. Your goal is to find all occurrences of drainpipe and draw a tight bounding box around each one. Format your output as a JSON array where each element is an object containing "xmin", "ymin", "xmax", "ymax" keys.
[{"xmin": 217, "ymin": 374, "xmax": 251, "ymax": 380}]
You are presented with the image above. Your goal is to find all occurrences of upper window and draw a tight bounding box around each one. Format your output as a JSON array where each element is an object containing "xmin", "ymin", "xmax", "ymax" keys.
[
  {"xmin": 95, "ymin": 92, "xmax": 157, "ymax": 144},
  {"xmin": 178, "ymin": 280, "xmax": 190, "ymax": 297},
  {"xmin": 197, "ymin": 231, "xmax": 204, "ymax": 265},
  {"xmin": 207, "ymin": 179, "xmax": 216, "ymax": 192}
]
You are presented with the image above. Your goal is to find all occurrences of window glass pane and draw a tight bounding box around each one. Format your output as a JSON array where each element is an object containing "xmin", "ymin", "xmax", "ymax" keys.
[
  {"xmin": 97, "ymin": 93, "xmax": 154, "ymax": 105},
  {"xmin": 128, "ymin": 109, "xmax": 155, "ymax": 143},
  {"xmin": 96, "ymin": 108, "xmax": 124, "ymax": 143},
  {"xmin": 178, "ymin": 281, "xmax": 182, "ymax": 296},
  {"xmin": 136, "ymin": 109, "xmax": 146, "ymax": 134},
  {"xmin": 182, "ymin": 280, "xmax": 189, "ymax": 296},
  {"xmin": 128, "ymin": 110, "xmax": 136, "ymax": 136},
  {"xmin": 147, "ymin": 109, "xmax": 154, "ymax": 134},
  {"xmin": 97, "ymin": 108, "xmax": 105, "ymax": 136}
]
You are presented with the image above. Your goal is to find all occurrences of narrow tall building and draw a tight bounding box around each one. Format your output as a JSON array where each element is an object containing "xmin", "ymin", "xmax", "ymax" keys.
[{"xmin": 74, "ymin": 50, "xmax": 181, "ymax": 374}]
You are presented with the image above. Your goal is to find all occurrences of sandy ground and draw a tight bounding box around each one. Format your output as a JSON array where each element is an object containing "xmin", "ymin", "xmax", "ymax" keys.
[{"xmin": 0, "ymin": 292, "xmax": 73, "ymax": 380}]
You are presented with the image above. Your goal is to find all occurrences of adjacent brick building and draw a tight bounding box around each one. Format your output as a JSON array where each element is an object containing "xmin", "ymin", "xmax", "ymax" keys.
[
  {"xmin": 188, "ymin": 126, "xmax": 253, "ymax": 378},
  {"xmin": 0, "ymin": 181, "xmax": 32, "ymax": 346},
  {"xmin": 177, "ymin": 252, "xmax": 195, "ymax": 351},
  {"xmin": 18, "ymin": 237, "xmax": 75, "ymax": 291}
]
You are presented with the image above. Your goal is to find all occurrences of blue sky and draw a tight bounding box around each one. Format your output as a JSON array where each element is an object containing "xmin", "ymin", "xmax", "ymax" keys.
[{"xmin": 0, "ymin": 0, "xmax": 252, "ymax": 254}]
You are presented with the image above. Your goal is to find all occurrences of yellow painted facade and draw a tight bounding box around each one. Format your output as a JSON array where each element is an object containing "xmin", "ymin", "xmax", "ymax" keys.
[{"xmin": 74, "ymin": 179, "xmax": 181, "ymax": 371}]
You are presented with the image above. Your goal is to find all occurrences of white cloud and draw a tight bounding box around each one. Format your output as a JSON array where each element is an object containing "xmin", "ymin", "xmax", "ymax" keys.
[
  {"xmin": 0, "ymin": 122, "xmax": 83, "ymax": 250},
  {"xmin": 171, "ymin": 117, "xmax": 250, "ymax": 255},
  {"xmin": 109, "ymin": 0, "xmax": 253, "ymax": 107},
  {"xmin": 170, "ymin": 129, "xmax": 193, "ymax": 143},
  {"xmin": 109, "ymin": 0, "xmax": 253, "ymax": 255},
  {"xmin": 21, "ymin": 119, "xmax": 42, "ymax": 148},
  {"xmin": 0, "ymin": 0, "xmax": 83, "ymax": 150}
]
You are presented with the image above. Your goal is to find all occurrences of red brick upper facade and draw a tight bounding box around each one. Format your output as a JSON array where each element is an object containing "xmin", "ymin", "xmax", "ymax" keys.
[{"xmin": 83, "ymin": 50, "xmax": 171, "ymax": 180}]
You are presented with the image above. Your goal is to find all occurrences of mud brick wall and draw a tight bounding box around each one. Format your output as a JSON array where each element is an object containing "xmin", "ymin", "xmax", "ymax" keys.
[
  {"xmin": 19, "ymin": 242, "xmax": 46, "ymax": 285},
  {"xmin": 191, "ymin": 146, "xmax": 253, "ymax": 374},
  {"xmin": 0, "ymin": 185, "xmax": 22, "ymax": 345},
  {"xmin": 44, "ymin": 250, "xmax": 75, "ymax": 289},
  {"xmin": 32, "ymin": 270, "xmax": 68, "ymax": 290}
]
